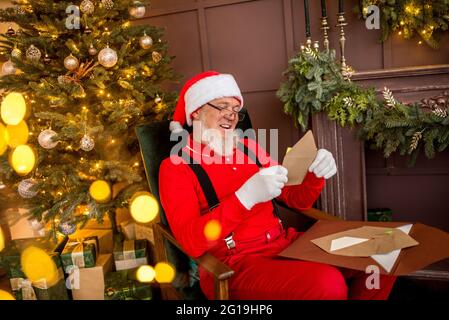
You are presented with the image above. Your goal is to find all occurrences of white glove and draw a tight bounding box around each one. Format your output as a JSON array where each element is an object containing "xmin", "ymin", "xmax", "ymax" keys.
[
  {"xmin": 235, "ymin": 165, "xmax": 288, "ymax": 210},
  {"xmin": 308, "ymin": 149, "xmax": 337, "ymax": 179}
]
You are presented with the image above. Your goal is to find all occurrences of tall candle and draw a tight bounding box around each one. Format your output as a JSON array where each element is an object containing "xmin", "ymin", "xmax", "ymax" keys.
[
  {"xmin": 304, "ymin": 0, "xmax": 311, "ymax": 38},
  {"xmin": 321, "ymin": 0, "xmax": 327, "ymax": 17},
  {"xmin": 339, "ymin": 0, "xmax": 344, "ymax": 13}
]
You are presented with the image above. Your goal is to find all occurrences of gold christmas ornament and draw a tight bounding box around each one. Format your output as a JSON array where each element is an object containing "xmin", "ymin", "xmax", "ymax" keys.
[
  {"xmin": 152, "ymin": 51, "xmax": 162, "ymax": 63},
  {"xmin": 38, "ymin": 129, "xmax": 59, "ymax": 149},
  {"xmin": 129, "ymin": 1, "xmax": 146, "ymax": 18},
  {"xmin": 11, "ymin": 48, "xmax": 22, "ymax": 60},
  {"xmin": 2, "ymin": 60, "xmax": 16, "ymax": 75},
  {"xmin": 98, "ymin": 45, "xmax": 118, "ymax": 68},
  {"xmin": 88, "ymin": 44, "xmax": 98, "ymax": 56},
  {"xmin": 101, "ymin": 0, "xmax": 114, "ymax": 10},
  {"xmin": 83, "ymin": 25, "xmax": 92, "ymax": 35},
  {"xmin": 139, "ymin": 32, "xmax": 153, "ymax": 49},
  {"xmin": 6, "ymin": 26, "xmax": 15, "ymax": 37},
  {"xmin": 64, "ymin": 54, "xmax": 79, "ymax": 71},
  {"xmin": 80, "ymin": 134, "xmax": 95, "ymax": 151},
  {"xmin": 80, "ymin": 0, "xmax": 95, "ymax": 14},
  {"xmin": 43, "ymin": 53, "xmax": 52, "ymax": 64},
  {"xmin": 0, "ymin": 124, "xmax": 7, "ymax": 156},
  {"xmin": 26, "ymin": 44, "xmax": 41, "ymax": 63}
]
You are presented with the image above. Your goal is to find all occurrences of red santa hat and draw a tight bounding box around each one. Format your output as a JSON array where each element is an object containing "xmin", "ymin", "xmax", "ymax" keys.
[{"xmin": 169, "ymin": 71, "xmax": 244, "ymax": 133}]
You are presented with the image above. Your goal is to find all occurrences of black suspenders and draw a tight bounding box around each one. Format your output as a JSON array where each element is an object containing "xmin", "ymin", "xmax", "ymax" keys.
[{"xmin": 181, "ymin": 140, "xmax": 281, "ymax": 219}]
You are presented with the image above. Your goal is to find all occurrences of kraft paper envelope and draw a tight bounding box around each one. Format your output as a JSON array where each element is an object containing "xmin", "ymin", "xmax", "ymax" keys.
[
  {"xmin": 282, "ymin": 130, "xmax": 318, "ymax": 186},
  {"xmin": 311, "ymin": 226, "xmax": 419, "ymax": 257},
  {"xmin": 279, "ymin": 220, "xmax": 449, "ymax": 275}
]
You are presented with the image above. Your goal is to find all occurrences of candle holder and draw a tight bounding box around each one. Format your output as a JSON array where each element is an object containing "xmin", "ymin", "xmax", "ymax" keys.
[
  {"xmin": 306, "ymin": 37, "xmax": 312, "ymax": 48},
  {"xmin": 336, "ymin": 12, "xmax": 354, "ymax": 79},
  {"xmin": 320, "ymin": 16, "xmax": 330, "ymax": 51}
]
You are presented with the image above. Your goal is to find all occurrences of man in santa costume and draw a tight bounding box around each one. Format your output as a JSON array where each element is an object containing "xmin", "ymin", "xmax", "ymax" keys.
[{"xmin": 159, "ymin": 71, "xmax": 396, "ymax": 300}]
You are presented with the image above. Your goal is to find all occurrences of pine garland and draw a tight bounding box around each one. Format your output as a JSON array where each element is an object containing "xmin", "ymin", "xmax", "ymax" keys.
[
  {"xmin": 278, "ymin": 48, "xmax": 449, "ymax": 164},
  {"xmin": 357, "ymin": 0, "xmax": 449, "ymax": 49}
]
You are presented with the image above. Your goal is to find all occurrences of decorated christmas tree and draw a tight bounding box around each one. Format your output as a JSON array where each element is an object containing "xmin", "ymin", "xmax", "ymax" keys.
[{"xmin": 0, "ymin": 0, "xmax": 177, "ymax": 237}]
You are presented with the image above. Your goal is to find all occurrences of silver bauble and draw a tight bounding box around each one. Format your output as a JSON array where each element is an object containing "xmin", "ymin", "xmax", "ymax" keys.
[
  {"xmin": 38, "ymin": 129, "xmax": 59, "ymax": 149},
  {"xmin": 18, "ymin": 179, "xmax": 38, "ymax": 199},
  {"xmin": 58, "ymin": 221, "xmax": 77, "ymax": 235},
  {"xmin": 88, "ymin": 44, "xmax": 98, "ymax": 56},
  {"xmin": 98, "ymin": 45, "xmax": 118, "ymax": 68},
  {"xmin": 129, "ymin": 1, "xmax": 146, "ymax": 18},
  {"xmin": 2, "ymin": 60, "xmax": 16, "ymax": 75},
  {"xmin": 139, "ymin": 32, "xmax": 153, "ymax": 49},
  {"xmin": 154, "ymin": 95, "xmax": 162, "ymax": 104},
  {"xmin": 80, "ymin": 0, "xmax": 95, "ymax": 14},
  {"xmin": 58, "ymin": 75, "xmax": 72, "ymax": 85},
  {"xmin": 11, "ymin": 48, "xmax": 22, "ymax": 60},
  {"xmin": 26, "ymin": 44, "xmax": 41, "ymax": 62},
  {"xmin": 64, "ymin": 54, "xmax": 79, "ymax": 71},
  {"xmin": 80, "ymin": 134, "xmax": 95, "ymax": 151},
  {"xmin": 101, "ymin": 0, "xmax": 114, "ymax": 10}
]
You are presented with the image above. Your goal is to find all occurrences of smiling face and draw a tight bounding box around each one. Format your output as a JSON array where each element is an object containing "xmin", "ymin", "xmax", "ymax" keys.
[{"xmin": 191, "ymin": 97, "xmax": 240, "ymax": 137}]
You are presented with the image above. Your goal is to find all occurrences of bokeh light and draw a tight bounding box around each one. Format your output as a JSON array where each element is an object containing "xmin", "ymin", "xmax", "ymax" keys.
[
  {"xmin": 10, "ymin": 144, "xmax": 36, "ymax": 175},
  {"xmin": 20, "ymin": 246, "xmax": 59, "ymax": 287},
  {"xmin": 154, "ymin": 262, "xmax": 176, "ymax": 283},
  {"xmin": 89, "ymin": 180, "xmax": 111, "ymax": 203},
  {"xmin": 129, "ymin": 192, "xmax": 159, "ymax": 223},
  {"xmin": 5, "ymin": 121, "xmax": 29, "ymax": 148},
  {"xmin": 136, "ymin": 265, "xmax": 156, "ymax": 283},
  {"xmin": 204, "ymin": 219, "xmax": 222, "ymax": 241},
  {"xmin": 0, "ymin": 290, "xmax": 15, "ymax": 300},
  {"xmin": 1, "ymin": 92, "xmax": 26, "ymax": 125}
]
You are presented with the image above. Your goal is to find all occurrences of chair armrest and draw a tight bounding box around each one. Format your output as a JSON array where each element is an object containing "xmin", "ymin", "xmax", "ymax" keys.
[
  {"xmin": 274, "ymin": 200, "xmax": 341, "ymax": 221},
  {"xmin": 154, "ymin": 223, "xmax": 234, "ymax": 281}
]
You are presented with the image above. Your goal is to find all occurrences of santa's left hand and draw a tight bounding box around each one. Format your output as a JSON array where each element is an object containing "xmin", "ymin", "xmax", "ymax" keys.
[{"xmin": 308, "ymin": 149, "xmax": 337, "ymax": 179}]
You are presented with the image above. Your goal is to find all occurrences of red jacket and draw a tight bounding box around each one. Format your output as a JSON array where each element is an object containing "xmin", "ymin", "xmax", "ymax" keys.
[{"xmin": 159, "ymin": 135, "xmax": 325, "ymax": 258}]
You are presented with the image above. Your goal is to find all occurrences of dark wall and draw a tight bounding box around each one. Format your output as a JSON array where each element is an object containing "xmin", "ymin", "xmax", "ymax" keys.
[{"xmin": 142, "ymin": 0, "xmax": 449, "ymax": 229}]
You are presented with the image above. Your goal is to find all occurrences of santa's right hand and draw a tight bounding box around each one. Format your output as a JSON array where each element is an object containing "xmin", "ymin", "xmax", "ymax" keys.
[{"xmin": 235, "ymin": 165, "xmax": 288, "ymax": 210}]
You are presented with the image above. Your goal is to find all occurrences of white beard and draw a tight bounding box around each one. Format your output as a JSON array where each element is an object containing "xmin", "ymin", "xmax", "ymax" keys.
[{"xmin": 197, "ymin": 119, "xmax": 239, "ymax": 157}]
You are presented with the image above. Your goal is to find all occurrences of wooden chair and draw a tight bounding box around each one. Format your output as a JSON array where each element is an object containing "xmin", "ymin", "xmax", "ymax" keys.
[{"xmin": 136, "ymin": 109, "xmax": 340, "ymax": 300}]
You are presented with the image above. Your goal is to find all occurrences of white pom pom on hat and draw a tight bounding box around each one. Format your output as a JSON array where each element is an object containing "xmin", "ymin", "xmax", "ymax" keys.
[{"xmin": 170, "ymin": 70, "xmax": 244, "ymax": 132}]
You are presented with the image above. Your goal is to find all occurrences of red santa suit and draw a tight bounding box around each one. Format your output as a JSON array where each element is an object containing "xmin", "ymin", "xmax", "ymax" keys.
[
  {"xmin": 159, "ymin": 135, "xmax": 396, "ymax": 300},
  {"xmin": 159, "ymin": 70, "xmax": 396, "ymax": 300}
]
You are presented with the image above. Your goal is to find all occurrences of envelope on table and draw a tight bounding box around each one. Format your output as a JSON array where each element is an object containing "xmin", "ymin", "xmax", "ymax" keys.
[
  {"xmin": 312, "ymin": 226, "xmax": 419, "ymax": 257},
  {"xmin": 279, "ymin": 220, "xmax": 449, "ymax": 275},
  {"xmin": 282, "ymin": 130, "xmax": 318, "ymax": 186}
]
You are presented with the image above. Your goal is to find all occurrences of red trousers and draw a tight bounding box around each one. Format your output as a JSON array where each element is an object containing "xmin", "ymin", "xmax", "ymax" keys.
[{"xmin": 200, "ymin": 226, "xmax": 397, "ymax": 300}]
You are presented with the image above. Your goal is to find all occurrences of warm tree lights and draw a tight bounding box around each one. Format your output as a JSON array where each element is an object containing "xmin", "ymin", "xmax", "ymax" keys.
[{"xmin": 1, "ymin": 92, "xmax": 26, "ymax": 125}]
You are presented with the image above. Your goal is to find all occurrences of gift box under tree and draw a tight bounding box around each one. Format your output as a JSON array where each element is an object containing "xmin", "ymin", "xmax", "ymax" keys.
[
  {"xmin": 0, "ymin": 237, "xmax": 69, "ymax": 300},
  {"xmin": 61, "ymin": 236, "xmax": 98, "ymax": 273},
  {"xmin": 104, "ymin": 270, "xmax": 152, "ymax": 300},
  {"xmin": 113, "ymin": 239, "xmax": 148, "ymax": 271}
]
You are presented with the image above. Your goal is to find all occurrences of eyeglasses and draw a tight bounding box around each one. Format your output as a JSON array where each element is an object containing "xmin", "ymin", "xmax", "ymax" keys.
[{"xmin": 206, "ymin": 102, "xmax": 245, "ymax": 122}]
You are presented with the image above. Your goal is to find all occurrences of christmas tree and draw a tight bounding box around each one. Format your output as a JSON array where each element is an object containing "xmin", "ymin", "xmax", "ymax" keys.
[{"xmin": 0, "ymin": 0, "xmax": 177, "ymax": 236}]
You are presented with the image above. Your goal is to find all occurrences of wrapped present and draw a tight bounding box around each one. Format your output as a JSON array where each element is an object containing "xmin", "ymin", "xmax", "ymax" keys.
[
  {"xmin": 113, "ymin": 240, "xmax": 147, "ymax": 271},
  {"xmin": 69, "ymin": 229, "xmax": 113, "ymax": 254},
  {"xmin": 61, "ymin": 236, "xmax": 98, "ymax": 273},
  {"xmin": 0, "ymin": 237, "xmax": 69, "ymax": 300},
  {"xmin": 120, "ymin": 221, "xmax": 136, "ymax": 240},
  {"xmin": 135, "ymin": 223, "xmax": 154, "ymax": 245},
  {"xmin": 104, "ymin": 270, "xmax": 152, "ymax": 300},
  {"xmin": 70, "ymin": 254, "xmax": 113, "ymax": 300},
  {"xmin": 7, "ymin": 208, "xmax": 46, "ymax": 240}
]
